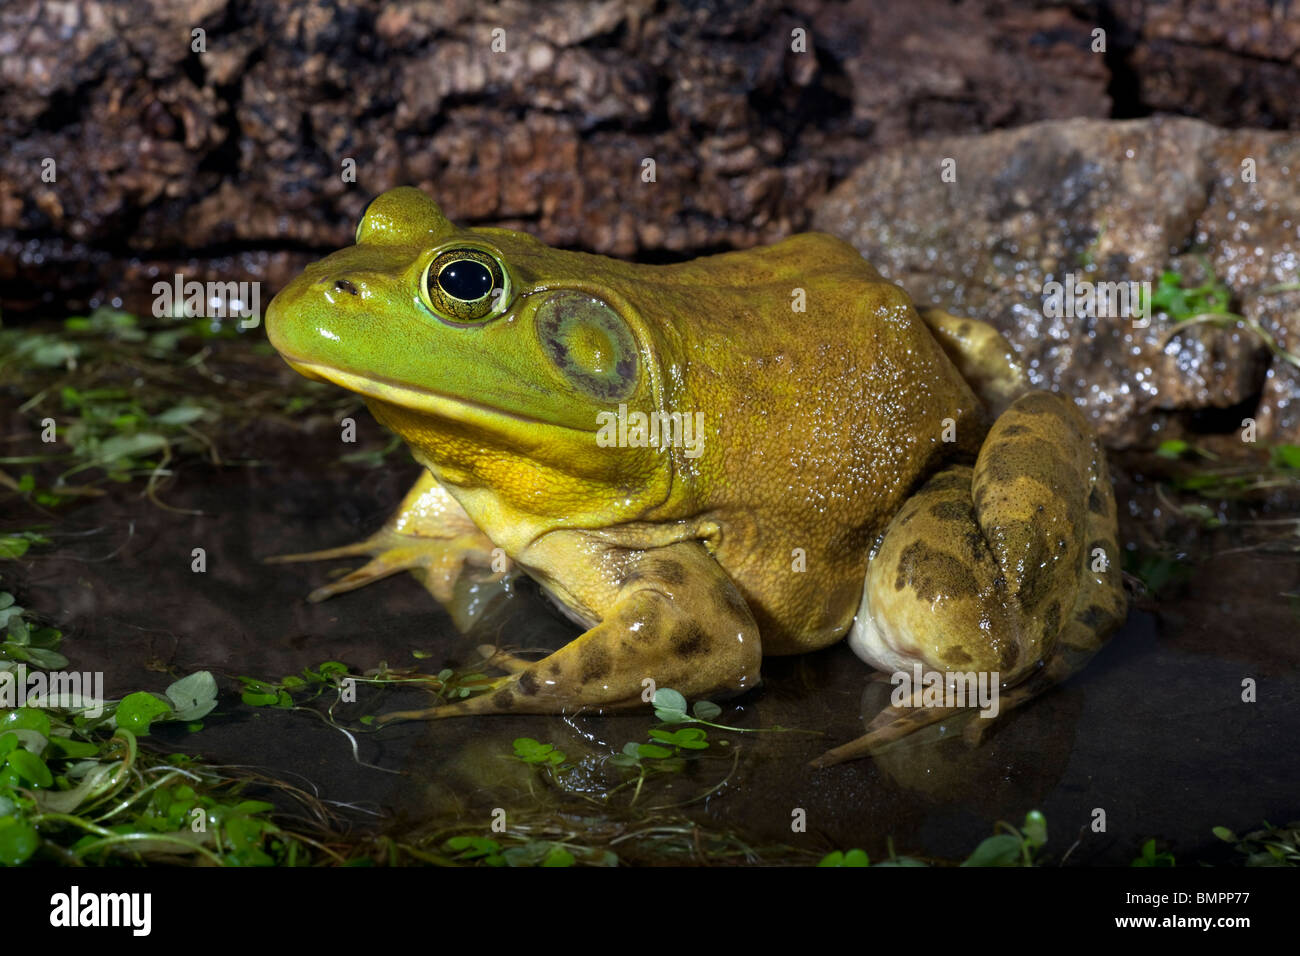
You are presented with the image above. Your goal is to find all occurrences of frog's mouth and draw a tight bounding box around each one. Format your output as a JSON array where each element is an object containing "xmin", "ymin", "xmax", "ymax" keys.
[{"xmin": 280, "ymin": 357, "xmax": 592, "ymax": 432}]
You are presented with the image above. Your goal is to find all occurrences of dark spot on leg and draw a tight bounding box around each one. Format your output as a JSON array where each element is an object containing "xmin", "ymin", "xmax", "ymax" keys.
[
  {"xmin": 958, "ymin": 321, "xmax": 972, "ymax": 336},
  {"xmin": 517, "ymin": 671, "xmax": 540, "ymax": 696},
  {"xmin": 1076, "ymin": 603, "xmax": 1111, "ymax": 631},
  {"xmin": 929, "ymin": 500, "xmax": 973, "ymax": 522},
  {"xmin": 963, "ymin": 529, "xmax": 987, "ymax": 564},
  {"xmin": 998, "ymin": 635, "xmax": 1021, "ymax": 672},
  {"xmin": 1088, "ymin": 486, "xmax": 1107, "ymax": 515},
  {"xmin": 491, "ymin": 688, "xmax": 515, "ymax": 710},
  {"xmin": 636, "ymin": 601, "xmax": 662, "ymax": 636},
  {"xmin": 894, "ymin": 541, "xmax": 979, "ymax": 600},
  {"xmin": 649, "ymin": 557, "xmax": 687, "ymax": 587},
  {"xmin": 579, "ymin": 644, "xmax": 612, "ymax": 683},
  {"xmin": 1017, "ymin": 534, "xmax": 1053, "ymax": 610},
  {"xmin": 943, "ymin": 646, "xmax": 973, "ymax": 665},
  {"xmin": 547, "ymin": 661, "xmax": 562, "ymax": 676},
  {"xmin": 670, "ymin": 623, "xmax": 710, "ymax": 659},
  {"xmin": 715, "ymin": 585, "xmax": 749, "ymax": 620},
  {"xmin": 1000, "ymin": 424, "xmax": 1029, "ymax": 437},
  {"xmin": 925, "ymin": 469, "xmax": 972, "ymax": 494},
  {"xmin": 1042, "ymin": 600, "xmax": 1061, "ymax": 639}
]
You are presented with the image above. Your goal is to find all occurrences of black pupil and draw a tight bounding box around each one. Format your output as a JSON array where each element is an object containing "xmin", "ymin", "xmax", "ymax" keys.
[{"xmin": 439, "ymin": 260, "xmax": 494, "ymax": 302}]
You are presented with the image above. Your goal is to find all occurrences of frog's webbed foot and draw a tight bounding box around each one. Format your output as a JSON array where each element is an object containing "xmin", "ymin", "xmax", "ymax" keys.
[
  {"xmin": 820, "ymin": 391, "xmax": 1126, "ymax": 767},
  {"xmin": 266, "ymin": 471, "xmax": 509, "ymax": 630},
  {"xmin": 372, "ymin": 540, "xmax": 763, "ymax": 724}
]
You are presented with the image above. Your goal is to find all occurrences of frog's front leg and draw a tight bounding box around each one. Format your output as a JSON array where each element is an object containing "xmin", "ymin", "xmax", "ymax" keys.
[
  {"xmin": 813, "ymin": 391, "xmax": 1125, "ymax": 767},
  {"xmin": 266, "ymin": 471, "xmax": 508, "ymax": 629},
  {"xmin": 374, "ymin": 539, "xmax": 762, "ymax": 722}
]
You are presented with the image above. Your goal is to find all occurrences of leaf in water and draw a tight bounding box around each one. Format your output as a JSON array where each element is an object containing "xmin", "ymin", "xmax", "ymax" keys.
[
  {"xmin": 43, "ymin": 737, "xmax": 99, "ymax": 759},
  {"xmin": 0, "ymin": 537, "xmax": 30, "ymax": 559},
  {"xmin": 0, "ymin": 818, "xmax": 39, "ymax": 865},
  {"xmin": 960, "ymin": 834, "xmax": 1024, "ymax": 867},
  {"xmin": 17, "ymin": 647, "xmax": 69, "ymax": 669},
  {"xmin": 1, "ymin": 707, "xmax": 51, "ymax": 738},
  {"xmin": 652, "ymin": 688, "xmax": 687, "ymax": 712},
  {"xmin": 652, "ymin": 687, "xmax": 689, "ymax": 723},
  {"xmin": 692, "ymin": 700, "xmax": 722, "ymax": 720},
  {"xmin": 95, "ymin": 432, "xmax": 169, "ymax": 464},
  {"xmin": 6, "ymin": 749, "xmax": 54, "ymax": 787},
  {"xmin": 154, "ymin": 404, "xmax": 207, "ymax": 426},
  {"xmin": 164, "ymin": 671, "xmax": 219, "ymax": 721},
  {"xmin": 115, "ymin": 691, "xmax": 174, "ymax": 734}
]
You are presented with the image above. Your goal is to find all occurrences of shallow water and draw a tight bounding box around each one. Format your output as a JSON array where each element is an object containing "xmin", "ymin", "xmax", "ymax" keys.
[{"xmin": 8, "ymin": 419, "xmax": 1297, "ymax": 865}]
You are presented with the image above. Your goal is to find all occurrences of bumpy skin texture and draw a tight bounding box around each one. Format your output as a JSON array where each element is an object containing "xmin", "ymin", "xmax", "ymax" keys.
[{"xmin": 265, "ymin": 187, "xmax": 1125, "ymax": 759}]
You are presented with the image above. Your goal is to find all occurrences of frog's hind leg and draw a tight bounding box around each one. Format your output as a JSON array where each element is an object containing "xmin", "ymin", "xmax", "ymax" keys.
[
  {"xmin": 266, "ymin": 470, "xmax": 509, "ymax": 630},
  {"xmin": 373, "ymin": 540, "xmax": 763, "ymax": 724},
  {"xmin": 812, "ymin": 391, "xmax": 1125, "ymax": 768}
]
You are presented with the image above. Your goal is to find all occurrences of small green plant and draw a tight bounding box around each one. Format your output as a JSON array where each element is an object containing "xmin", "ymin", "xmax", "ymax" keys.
[
  {"xmin": 114, "ymin": 671, "xmax": 220, "ymax": 734},
  {"xmin": 0, "ymin": 531, "xmax": 51, "ymax": 560},
  {"xmin": 442, "ymin": 835, "xmax": 582, "ymax": 867},
  {"xmin": 0, "ymin": 591, "xmax": 67, "ymax": 669},
  {"xmin": 512, "ymin": 737, "xmax": 567, "ymax": 768},
  {"xmin": 1131, "ymin": 838, "xmax": 1176, "ymax": 867},
  {"xmin": 1151, "ymin": 263, "xmax": 1300, "ymax": 371},
  {"xmin": 1150, "ymin": 266, "xmax": 1234, "ymax": 322},
  {"xmin": 1213, "ymin": 822, "xmax": 1300, "ymax": 866},
  {"xmin": 959, "ymin": 810, "xmax": 1048, "ymax": 867},
  {"xmin": 818, "ymin": 813, "xmax": 1045, "ymax": 867},
  {"xmin": 818, "ymin": 848, "xmax": 871, "ymax": 866}
]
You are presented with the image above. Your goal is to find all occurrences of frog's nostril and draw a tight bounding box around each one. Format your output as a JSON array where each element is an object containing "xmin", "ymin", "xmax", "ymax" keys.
[{"xmin": 333, "ymin": 279, "xmax": 360, "ymax": 296}]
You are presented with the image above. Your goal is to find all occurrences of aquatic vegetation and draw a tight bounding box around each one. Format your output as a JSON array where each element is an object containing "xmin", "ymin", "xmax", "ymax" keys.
[
  {"xmin": 0, "ymin": 589, "xmax": 67, "ymax": 669},
  {"xmin": 1151, "ymin": 261, "xmax": 1300, "ymax": 371},
  {"xmin": 0, "ymin": 306, "xmax": 365, "ymax": 510},
  {"xmin": 1131, "ymin": 839, "xmax": 1176, "ymax": 867},
  {"xmin": 819, "ymin": 811, "xmax": 1046, "ymax": 867},
  {"xmin": 1213, "ymin": 822, "xmax": 1300, "ymax": 866},
  {"xmin": 0, "ymin": 686, "xmax": 343, "ymax": 866}
]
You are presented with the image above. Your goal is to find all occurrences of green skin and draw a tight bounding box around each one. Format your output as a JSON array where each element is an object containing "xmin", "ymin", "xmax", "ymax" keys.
[{"xmin": 265, "ymin": 187, "xmax": 1126, "ymax": 766}]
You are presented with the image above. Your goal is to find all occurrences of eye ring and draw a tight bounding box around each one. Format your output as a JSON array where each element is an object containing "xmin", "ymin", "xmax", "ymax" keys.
[{"xmin": 419, "ymin": 247, "xmax": 511, "ymax": 322}]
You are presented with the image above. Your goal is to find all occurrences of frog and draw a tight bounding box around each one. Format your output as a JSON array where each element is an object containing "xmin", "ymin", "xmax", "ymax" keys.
[{"xmin": 264, "ymin": 186, "xmax": 1126, "ymax": 767}]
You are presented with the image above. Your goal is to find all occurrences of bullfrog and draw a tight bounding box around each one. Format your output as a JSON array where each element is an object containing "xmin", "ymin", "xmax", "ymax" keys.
[{"xmin": 264, "ymin": 186, "xmax": 1125, "ymax": 767}]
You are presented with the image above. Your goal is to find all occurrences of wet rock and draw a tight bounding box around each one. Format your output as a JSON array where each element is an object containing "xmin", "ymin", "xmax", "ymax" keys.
[{"xmin": 813, "ymin": 116, "xmax": 1300, "ymax": 446}]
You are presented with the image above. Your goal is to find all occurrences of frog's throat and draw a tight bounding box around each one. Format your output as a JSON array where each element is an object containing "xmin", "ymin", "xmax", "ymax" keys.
[{"xmin": 280, "ymin": 358, "xmax": 597, "ymax": 433}]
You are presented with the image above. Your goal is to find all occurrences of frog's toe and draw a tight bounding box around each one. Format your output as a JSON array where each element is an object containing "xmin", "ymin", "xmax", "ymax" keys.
[
  {"xmin": 475, "ymin": 644, "xmax": 540, "ymax": 675},
  {"xmin": 267, "ymin": 525, "xmax": 486, "ymax": 603},
  {"xmin": 810, "ymin": 702, "xmax": 967, "ymax": 768}
]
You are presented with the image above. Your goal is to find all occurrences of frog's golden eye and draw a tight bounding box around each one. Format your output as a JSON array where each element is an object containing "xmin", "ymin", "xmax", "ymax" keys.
[{"xmin": 419, "ymin": 247, "xmax": 511, "ymax": 322}]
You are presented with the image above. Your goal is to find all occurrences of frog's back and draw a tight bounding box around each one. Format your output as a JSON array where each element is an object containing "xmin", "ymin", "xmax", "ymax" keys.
[{"xmin": 638, "ymin": 235, "xmax": 986, "ymax": 652}]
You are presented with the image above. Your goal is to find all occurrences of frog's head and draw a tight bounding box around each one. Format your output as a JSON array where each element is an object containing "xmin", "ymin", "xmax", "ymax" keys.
[{"xmin": 266, "ymin": 187, "xmax": 671, "ymax": 530}]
